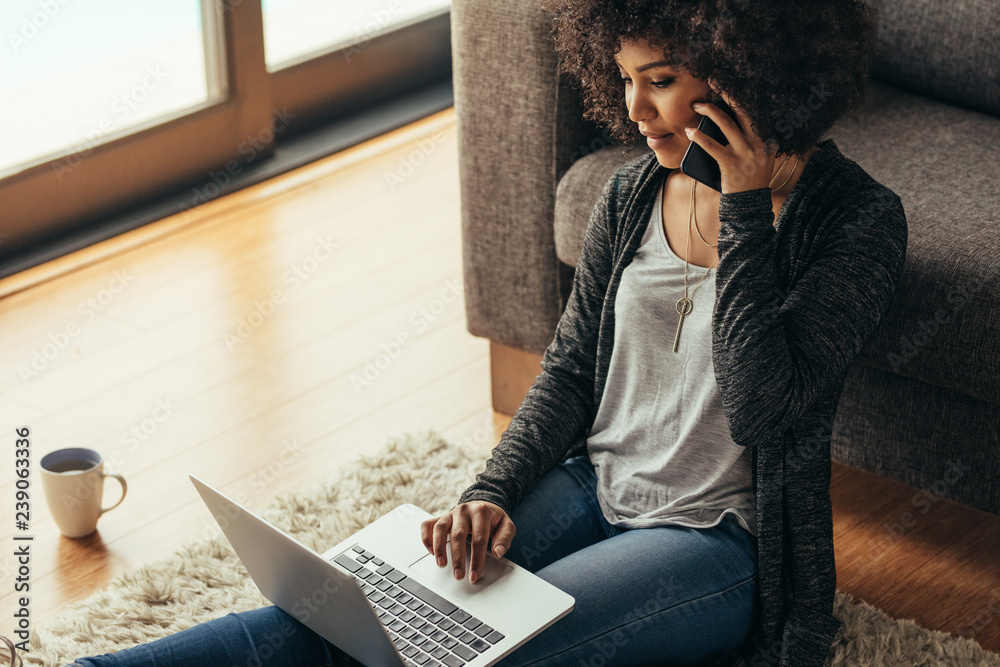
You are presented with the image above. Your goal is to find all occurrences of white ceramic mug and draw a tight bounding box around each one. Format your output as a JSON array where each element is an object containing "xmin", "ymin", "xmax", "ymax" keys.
[{"xmin": 39, "ymin": 448, "xmax": 127, "ymax": 538}]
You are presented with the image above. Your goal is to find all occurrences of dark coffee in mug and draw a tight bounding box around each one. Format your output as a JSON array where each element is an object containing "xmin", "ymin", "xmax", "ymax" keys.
[
  {"xmin": 44, "ymin": 458, "xmax": 99, "ymax": 473},
  {"xmin": 40, "ymin": 447, "xmax": 128, "ymax": 537}
]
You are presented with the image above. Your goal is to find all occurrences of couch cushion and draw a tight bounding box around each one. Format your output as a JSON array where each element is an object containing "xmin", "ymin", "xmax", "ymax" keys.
[
  {"xmin": 867, "ymin": 0, "xmax": 1000, "ymax": 117},
  {"xmin": 553, "ymin": 79, "xmax": 999, "ymax": 405},
  {"xmin": 553, "ymin": 144, "xmax": 644, "ymax": 267}
]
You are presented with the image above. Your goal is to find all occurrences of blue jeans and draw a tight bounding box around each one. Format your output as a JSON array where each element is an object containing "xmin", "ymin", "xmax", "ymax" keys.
[{"xmin": 72, "ymin": 455, "xmax": 758, "ymax": 667}]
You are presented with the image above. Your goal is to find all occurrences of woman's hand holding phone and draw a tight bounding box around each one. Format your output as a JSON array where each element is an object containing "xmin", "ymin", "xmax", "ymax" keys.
[
  {"xmin": 420, "ymin": 500, "xmax": 516, "ymax": 585},
  {"xmin": 683, "ymin": 88, "xmax": 782, "ymax": 195}
]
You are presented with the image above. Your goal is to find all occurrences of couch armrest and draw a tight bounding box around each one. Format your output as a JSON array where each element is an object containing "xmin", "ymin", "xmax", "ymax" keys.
[{"xmin": 453, "ymin": 0, "xmax": 605, "ymax": 356}]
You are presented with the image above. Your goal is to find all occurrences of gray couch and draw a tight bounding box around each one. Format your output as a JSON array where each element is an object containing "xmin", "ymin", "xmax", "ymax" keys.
[{"xmin": 452, "ymin": 0, "xmax": 999, "ymax": 516}]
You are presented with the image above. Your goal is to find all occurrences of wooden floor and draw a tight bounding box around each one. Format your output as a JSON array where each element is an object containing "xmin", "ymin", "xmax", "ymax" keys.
[{"xmin": 1, "ymin": 107, "xmax": 997, "ymax": 656}]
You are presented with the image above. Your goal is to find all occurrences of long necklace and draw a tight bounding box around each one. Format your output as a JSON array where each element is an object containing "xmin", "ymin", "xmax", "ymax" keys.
[{"xmin": 671, "ymin": 155, "xmax": 800, "ymax": 353}]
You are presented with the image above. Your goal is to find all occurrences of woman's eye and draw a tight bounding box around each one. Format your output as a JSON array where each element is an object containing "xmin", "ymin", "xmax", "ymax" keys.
[{"xmin": 620, "ymin": 77, "xmax": 674, "ymax": 89}]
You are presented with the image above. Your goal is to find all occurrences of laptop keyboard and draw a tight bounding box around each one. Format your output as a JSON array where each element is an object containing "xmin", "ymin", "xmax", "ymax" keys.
[{"xmin": 333, "ymin": 543, "xmax": 506, "ymax": 667}]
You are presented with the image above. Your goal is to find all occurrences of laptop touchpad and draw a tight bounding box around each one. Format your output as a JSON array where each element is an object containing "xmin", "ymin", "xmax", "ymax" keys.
[{"xmin": 410, "ymin": 544, "xmax": 513, "ymax": 602}]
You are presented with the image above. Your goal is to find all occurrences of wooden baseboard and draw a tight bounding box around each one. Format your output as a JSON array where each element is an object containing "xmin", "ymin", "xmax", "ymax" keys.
[{"xmin": 488, "ymin": 341, "xmax": 542, "ymax": 416}]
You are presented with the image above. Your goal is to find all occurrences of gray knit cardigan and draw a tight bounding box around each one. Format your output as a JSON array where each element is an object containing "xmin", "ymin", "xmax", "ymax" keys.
[{"xmin": 457, "ymin": 138, "xmax": 908, "ymax": 667}]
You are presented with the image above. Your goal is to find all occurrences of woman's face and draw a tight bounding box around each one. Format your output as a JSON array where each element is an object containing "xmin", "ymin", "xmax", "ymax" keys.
[{"xmin": 615, "ymin": 38, "xmax": 714, "ymax": 169}]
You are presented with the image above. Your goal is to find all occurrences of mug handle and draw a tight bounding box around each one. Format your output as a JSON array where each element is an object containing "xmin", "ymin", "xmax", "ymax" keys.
[{"xmin": 100, "ymin": 473, "xmax": 127, "ymax": 514}]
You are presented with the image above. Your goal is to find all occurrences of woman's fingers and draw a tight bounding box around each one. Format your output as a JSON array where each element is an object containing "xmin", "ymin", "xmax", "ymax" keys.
[
  {"xmin": 420, "ymin": 517, "xmax": 436, "ymax": 554},
  {"xmin": 469, "ymin": 506, "xmax": 517, "ymax": 584},
  {"xmin": 429, "ymin": 514, "xmax": 453, "ymax": 568},
  {"xmin": 468, "ymin": 510, "xmax": 492, "ymax": 583},
  {"xmin": 684, "ymin": 123, "xmax": 725, "ymax": 165},
  {"xmin": 421, "ymin": 502, "xmax": 516, "ymax": 583},
  {"xmin": 715, "ymin": 89, "xmax": 772, "ymax": 156},
  {"xmin": 716, "ymin": 91, "xmax": 753, "ymax": 138},
  {"xmin": 491, "ymin": 514, "xmax": 516, "ymax": 560},
  {"xmin": 691, "ymin": 100, "xmax": 748, "ymax": 154},
  {"xmin": 688, "ymin": 96, "xmax": 777, "ymax": 193},
  {"xmin": 450, "ymin": 507, "xmax": 472, "ymax": 580}
]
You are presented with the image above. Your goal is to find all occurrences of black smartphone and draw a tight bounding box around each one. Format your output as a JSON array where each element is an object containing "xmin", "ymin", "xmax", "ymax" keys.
[{"xmin": 680, "ymin": 99, "xmax": 741, "ymax": 193}]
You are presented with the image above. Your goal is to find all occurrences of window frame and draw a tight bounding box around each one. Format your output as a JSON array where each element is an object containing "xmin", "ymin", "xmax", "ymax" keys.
[{"xmin": 0, "ymin": 1, "xmax": 452, "ymax": 269}]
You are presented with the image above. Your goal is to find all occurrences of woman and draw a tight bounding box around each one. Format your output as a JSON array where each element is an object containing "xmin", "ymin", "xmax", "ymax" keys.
[{"xmin": 67, "ymin": 0, "xmax": 905, "ymax": 665}]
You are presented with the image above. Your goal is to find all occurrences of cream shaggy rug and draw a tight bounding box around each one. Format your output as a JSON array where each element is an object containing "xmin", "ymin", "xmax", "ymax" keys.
[{"xmin": 15, "ymin": 429, "xmax": 1000, "ymax": 667}]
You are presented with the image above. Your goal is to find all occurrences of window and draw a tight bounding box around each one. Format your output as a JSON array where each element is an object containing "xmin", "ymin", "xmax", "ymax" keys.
[{"xmin": 0, "ymin": 0, "xmax": 451, "ymax": 271}]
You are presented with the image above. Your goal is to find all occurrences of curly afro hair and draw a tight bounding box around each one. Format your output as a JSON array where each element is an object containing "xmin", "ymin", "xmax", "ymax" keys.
[{"xmin": 539, "ymin": 0, "xmax": 882, "ymax": 157}]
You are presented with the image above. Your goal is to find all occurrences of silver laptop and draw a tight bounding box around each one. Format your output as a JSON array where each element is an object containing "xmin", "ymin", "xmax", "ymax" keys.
[{"xmin": 189, "ymin": 475, "xmax": 574, "ymax": 667}]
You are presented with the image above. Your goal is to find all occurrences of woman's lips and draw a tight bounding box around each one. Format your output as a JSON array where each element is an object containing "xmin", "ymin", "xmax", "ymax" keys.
[{"xmin": 646, "ymin": 133, "xmax": 674, "ymax": 149}]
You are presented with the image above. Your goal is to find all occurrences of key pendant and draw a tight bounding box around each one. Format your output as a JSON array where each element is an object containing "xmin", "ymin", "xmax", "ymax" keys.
[{"xmin": 673, "ymin": 296, "xmax": 693, "ymax": 352}]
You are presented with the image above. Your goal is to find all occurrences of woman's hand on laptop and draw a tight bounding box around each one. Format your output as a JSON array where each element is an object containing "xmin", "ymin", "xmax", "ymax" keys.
[{"xmin": 420, "ymin": 501, "xmax": 516, "ymax": 584}]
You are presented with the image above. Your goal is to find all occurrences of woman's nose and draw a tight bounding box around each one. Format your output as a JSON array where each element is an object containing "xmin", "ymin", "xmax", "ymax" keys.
[{"xmin": 627, "ymin": 88, "xmax": 655, "ymax": 124}]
